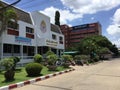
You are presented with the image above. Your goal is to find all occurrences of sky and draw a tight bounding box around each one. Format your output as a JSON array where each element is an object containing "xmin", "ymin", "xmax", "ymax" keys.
[{"xmin": 3, "ymin": 0, "xmax": 120, "ymax": 47}]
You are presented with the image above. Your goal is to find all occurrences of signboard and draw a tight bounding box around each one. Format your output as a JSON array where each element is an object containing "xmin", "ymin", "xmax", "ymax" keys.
[
  {"xmin": 46, "ymin": 39, "xmax": 58, "ymax": 47},
  {"xmin": 72, "ymin": 24, "xmax": 89, "ymax": 29},
  {"xmin": 15, "ymin": 36, "xmax": 31, "ymax": 45}
]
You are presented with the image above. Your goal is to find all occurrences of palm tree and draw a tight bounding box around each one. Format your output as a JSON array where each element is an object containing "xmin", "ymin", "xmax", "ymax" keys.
[{"xmin": 0, "ymin": 1, "xmax": 18, "ymax": 36}]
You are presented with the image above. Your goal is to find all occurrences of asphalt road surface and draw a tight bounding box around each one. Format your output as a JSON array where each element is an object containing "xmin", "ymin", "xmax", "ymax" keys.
[{"xmin": 14, "ymin": 58, "xmax": 120, "ymax": 90}]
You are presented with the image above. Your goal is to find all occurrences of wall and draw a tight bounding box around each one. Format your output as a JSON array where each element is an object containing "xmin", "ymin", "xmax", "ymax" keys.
[
  {"xmin": 31, "ymin": 11, "xmax": 51, "ymax": 39},
  {"xmin": 2, "ymin": 20, "xmax": 35, "ymax": 46},
  {"xmin": 31, "ymin": 11, "xmax": 64, "ymax": 49}
]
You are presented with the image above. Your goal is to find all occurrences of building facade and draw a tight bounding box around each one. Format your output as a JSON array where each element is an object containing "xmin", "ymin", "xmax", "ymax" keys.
[
  {"xmin": 61, "ymin": 22, "xmax": 101, "ymax": 49},
  {"xmin": 0, "ymin": 2, "xmax": 64, "ymax": 64}
]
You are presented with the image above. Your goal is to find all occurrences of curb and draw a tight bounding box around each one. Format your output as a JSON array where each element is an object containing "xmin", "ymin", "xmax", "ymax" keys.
[{"xmin": 0, "ymin": 68, "xmax": 75, "ymax": 90}]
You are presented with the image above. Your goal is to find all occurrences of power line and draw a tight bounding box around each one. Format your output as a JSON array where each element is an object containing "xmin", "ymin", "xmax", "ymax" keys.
[
  {"xmin": 20, "ymin": 0, "xmax": 74, "ymax": 10},
  {"xmin": 0, "ymin": 0, "xmax": 21, "ymax": 10},
  {"xmin": 3, "ymin": 0, "xmax": 74, "ymax": 12},
  {"xmin": 15, "ymin": 0, "xmax": 36, "ymax": 6},
  {"xmin": 19, "ymin": 0, "xmax": 58, "ymax": 8}
]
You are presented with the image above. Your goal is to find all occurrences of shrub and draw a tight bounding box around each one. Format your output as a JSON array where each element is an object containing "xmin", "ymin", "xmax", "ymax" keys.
[
  {"xmin": 47, "ymin": 54, "xmax": 58, "ymax": 65},
  {"xmin": 34, "ymin": 54, "xmax": 43, "ymax": 63},
  {"xmin": 11, "ymin": 56, "xmax": 20, "ymax": 63},
  {"xmin": 61, "ymin": 55, "xmax": 73, "ymax": 68},
  {"xmin": 74, "ymin": 55, "xmax": 81, "ymax": 60},
  {"xmin": 61, "ymin": 55, "xmax": 72, "ymax": 63},
  {"xmin": 93, "ymin": 55, "xmax": 99, "ymax": 62},
  {"xmin": 46, "ymin": 50, "xmax": 55, "ymax": 56},
  {"xmin": 0, "ymin": 58, "xmax": 15, "ymax": 81},
  {"xmin": 25, "ymin": 63, "xmax": 43, "ymax": 77},
  {"xmin": 10, "ymin": 56, "xmax": 20, "ymax": 70},
  {"xmin": 74, "ymin": 55, "xmax": 89, "ymax": 65},
  {"xmin": 0, "ymin": 58, "xmax": 14, "ymax": 71}
]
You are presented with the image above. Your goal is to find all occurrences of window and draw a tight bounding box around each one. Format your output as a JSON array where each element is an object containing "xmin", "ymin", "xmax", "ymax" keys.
[
  {"xmin": 26, "ymin": 27, "xmax": 34, "ymax": 34},
  {"xmin": 3, "ymin": 44, "xmax": 20, "ymax": 53},
  {"xmin": 7, "ymin": 21, "xmax": 19, "ymax": 36},
  {"xmin": 52, "ymin": 34, "xmax": 56, "ymax": 40},
  {"xmin": 8, "ymin": 21, "xmax": 19, "ymax": 30},
  {"xmin": 26, "ymin": 27, "xmax": 34, "ymax": 39},
  {"xmin": 13, "ymin": 45, "xmax": 20, "ymax": 53},
  {"xmin": 3, "ymin": 44, "xmax": 12, "ymax": 53},
  {"xmin": 23, "ymin": 46, "xmax": 27, "ymax": 53},
  {"xmin": 59, "ymin": 36, "xmax": 63, "ymax": 44}
]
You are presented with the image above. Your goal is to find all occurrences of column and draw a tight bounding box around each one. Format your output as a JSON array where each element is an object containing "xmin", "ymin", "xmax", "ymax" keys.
[
  {"xmin": 56, "ymin": 49, "xmax": 59, "ymax": 57},
  {"xmin": 1, "ymin": 43, "xmax": 3, "ymax": 59},
  {"xmin": 35, "ymin": 46, "xmax": 38, "ymax": 54},
  {"xmin": 20, "ymin": 45, "xmax": 23, "ymax": 60}
]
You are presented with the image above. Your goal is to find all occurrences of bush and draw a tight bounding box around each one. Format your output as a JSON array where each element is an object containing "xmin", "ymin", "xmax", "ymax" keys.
[
  {"xmin": 47, "ymin": 54, "xmax": 58, "ymax": 65},
  {"xmin": 93, "ymin": 55, "xmax": 99, "ymax": 62},
  {"xmin": 25, "ymin": 63, "xmax": 43, "ymax": 77},
  {"xmin": 74, "ymin": 55, "xmax": 81, "ymax": 60},
  {"xmin": 61, "ymin": 55, "xmax": 72, "ymax": 63},
  {"xmin": 0, "ymin": 58, "xmax": 15, "ymax": 81},
  {"xmin": 61, "ymin": 55, "xmax": 73, "ymax": 67},
  {"xmin": 33, "ymin": 54, "xmax": 43, "ymax": 63},
  {"xmin": 0, "ymin": 58, "xmax": 14, "ymax": 71},
  {"xmin": 11, "ymin": 56, "xmax": 20, "ymax": 64},
  {"xmin": 74, "ymin": 55, "xmax": 89, "ymax": 65},
  {"xmin": 10, "ymin": 56, "xmax": 20, "ymax": 70},
  {"xmin": 46, "ymin": 50, "xmax": 55, "ymax": 56},
  {"xmin": 34, "ymin": 54, "xmax": 43, "ymax": 63}
]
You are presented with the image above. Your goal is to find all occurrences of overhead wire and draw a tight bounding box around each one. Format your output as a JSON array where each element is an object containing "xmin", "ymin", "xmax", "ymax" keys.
[
  {"xmin": 15, "ymin": 0, "xmax": 37, "ymax": 6},
  {"xmin": 19, "ymin": 0, "xmax": 59, "ymax": 8},
  {"xmin": 20, "ymin": 0, "xmax": 73, "ymax": 11},
  {"xmin": 4, "ymin": 0, "xmax": 74, "ymax": 11}
]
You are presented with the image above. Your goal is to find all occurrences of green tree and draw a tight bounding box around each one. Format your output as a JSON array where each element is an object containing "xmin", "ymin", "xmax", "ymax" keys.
[
  {"xmin": 77, "ymin": 35, "xmax": 119, "ymax": 56},
  {"xmin": 55, "ymin": 11, "xmax": 60, "ymax": 26},
  {"xmin": 0, "ymin": 1, "xmax": 17, "ymax": 36}
]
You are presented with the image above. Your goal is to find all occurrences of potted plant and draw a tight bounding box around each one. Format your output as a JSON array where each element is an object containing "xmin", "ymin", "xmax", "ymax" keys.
[
  {"xmin": 0, "ymin": 58, "xmax": 15, "ymax": 81},
  {"xmin": 47, "ymin": 54, "xmax": 58, "ymax": 71}
]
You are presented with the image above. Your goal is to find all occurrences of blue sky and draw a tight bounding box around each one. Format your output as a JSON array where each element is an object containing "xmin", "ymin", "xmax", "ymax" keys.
[{"xmin": 3, "ymin": 0, "xmax": 120, "ymax": 47}]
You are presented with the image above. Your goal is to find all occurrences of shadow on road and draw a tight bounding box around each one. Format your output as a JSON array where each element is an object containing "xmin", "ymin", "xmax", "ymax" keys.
[{"xmin": 32, "ymin": 83, "xmax": 72, "ymax": 90}]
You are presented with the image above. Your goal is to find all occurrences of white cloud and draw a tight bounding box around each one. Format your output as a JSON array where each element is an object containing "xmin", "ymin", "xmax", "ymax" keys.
[
  {"xmin": 61, "ymin": 0, "xmax": 120, "ymax": 14},
  {"xmin": 39, "ymin": 0, "xmax": 120, "ymax": 47},
  {"xmin": 107, "ymin": 9, "xmax": 120, "ymax": 47},
  {"xmin": 40, "ymin": 6, "xmax": 82, "ymax": 25},
  {"xmin": 40, "ymin": 0, "xmax": 120, "ymax": 25},
  {"xmin": 91, "ymin": 17, "xmax": 95, "ymax": 20}
]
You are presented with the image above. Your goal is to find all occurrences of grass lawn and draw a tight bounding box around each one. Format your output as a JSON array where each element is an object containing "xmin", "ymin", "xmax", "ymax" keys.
[{"xmin": 0, "ymin": 66, "xmax": 68, "ymax": 87}]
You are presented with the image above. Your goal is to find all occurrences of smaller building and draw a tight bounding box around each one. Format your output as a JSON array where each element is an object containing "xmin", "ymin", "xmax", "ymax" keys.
[{"xmin": 0, "ymin": 1, "xmax": 64, "ymax": 64}]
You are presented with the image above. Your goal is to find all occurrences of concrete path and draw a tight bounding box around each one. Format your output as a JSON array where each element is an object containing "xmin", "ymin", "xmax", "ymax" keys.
[{"xmin": 14, "ymin": 58, "xmax": 120, "ymax": 90}]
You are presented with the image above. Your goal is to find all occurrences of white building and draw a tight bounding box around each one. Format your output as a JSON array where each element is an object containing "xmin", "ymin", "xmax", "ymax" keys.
[{"xmin": 0, "ymin": 2, "xmax": 64, "ymax": 64}]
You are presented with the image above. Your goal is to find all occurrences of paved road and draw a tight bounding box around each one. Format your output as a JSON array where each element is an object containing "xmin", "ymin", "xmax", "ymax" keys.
[{"xmin": 14, "ymin": 58, "xmax": 120, "ymax": 90}]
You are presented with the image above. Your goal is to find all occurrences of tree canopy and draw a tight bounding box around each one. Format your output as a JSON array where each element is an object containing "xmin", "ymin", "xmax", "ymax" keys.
[
  {"xmin": 55, "ymin": 11, "xmax": 60, "ymax": 26},
  {"xmin": 0, "ymin": 1, "xmax": 17, "ymax": 35},
  {"xmin": 77, "ymin": 35, "xmax": 119, "ymax": 56}
]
